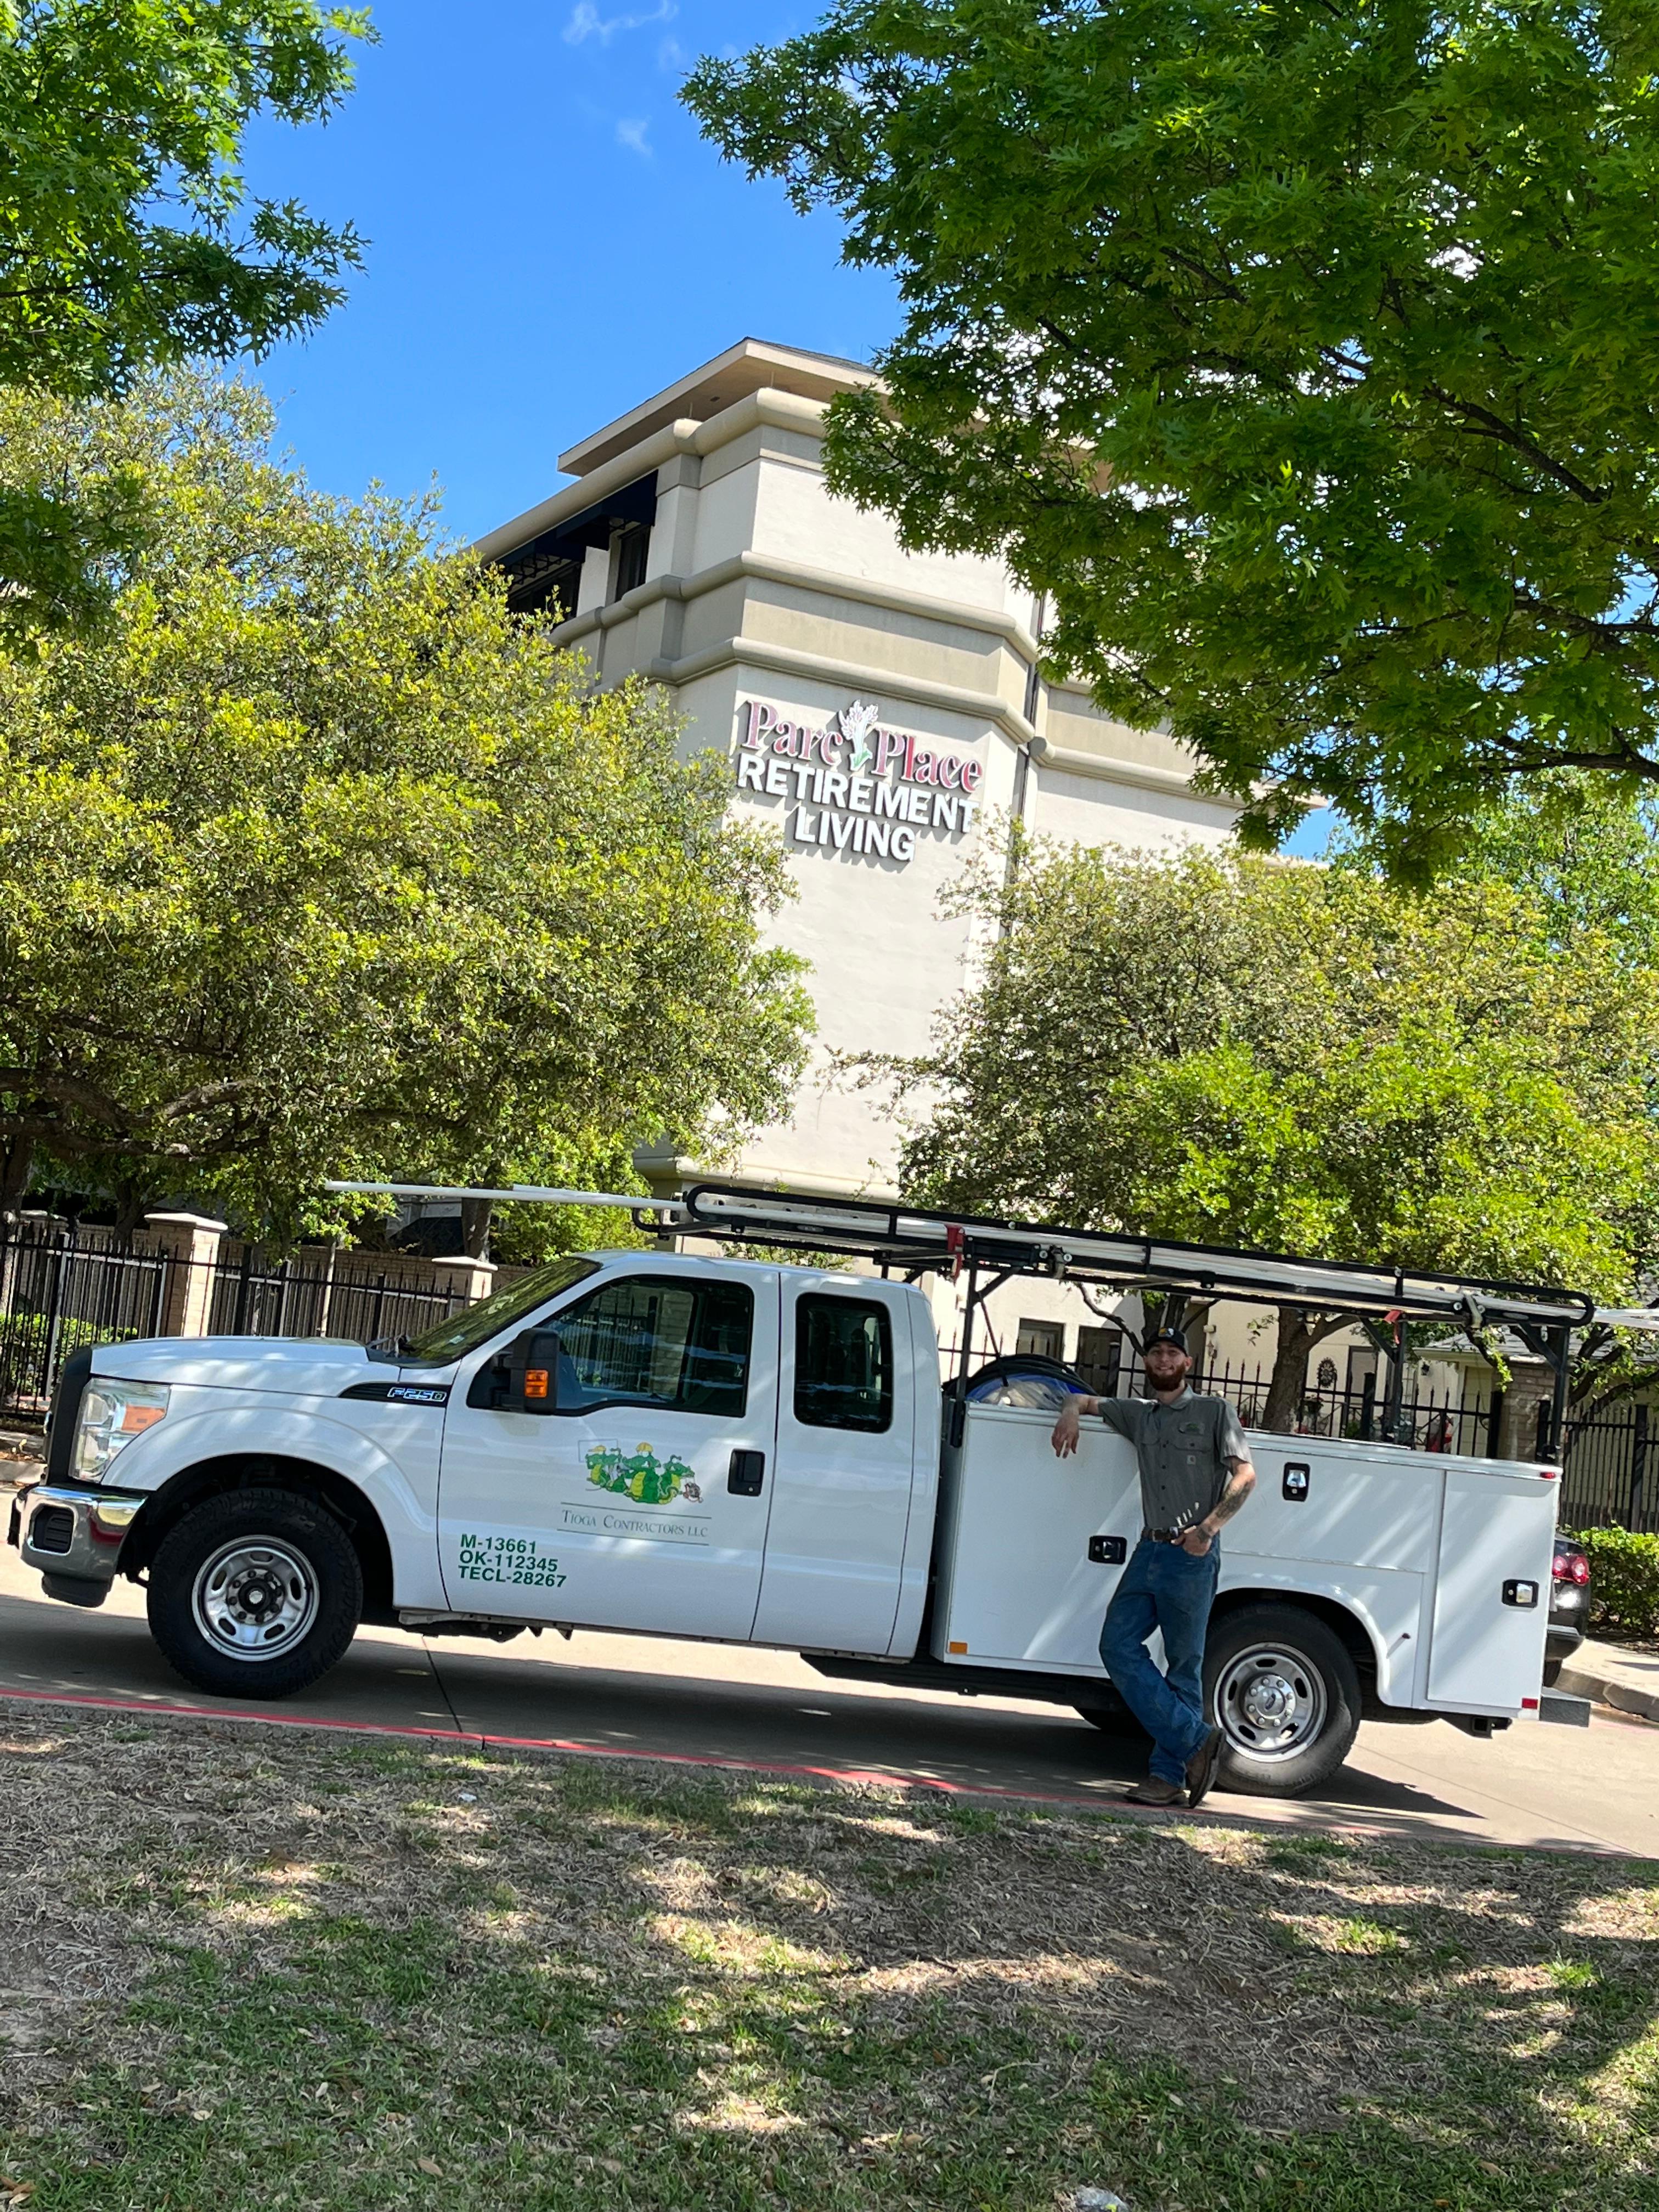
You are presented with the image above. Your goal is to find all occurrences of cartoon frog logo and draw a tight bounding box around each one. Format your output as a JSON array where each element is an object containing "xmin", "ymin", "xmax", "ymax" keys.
[{"xmin": 588, "ymin": 1442, "xmax": 690, "ymax": 1505}]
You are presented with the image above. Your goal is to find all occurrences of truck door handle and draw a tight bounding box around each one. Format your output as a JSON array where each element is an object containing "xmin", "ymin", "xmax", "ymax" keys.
[{"xmin": 727, "ymin": 1449, "xmax": 765, "ymax": 1496}]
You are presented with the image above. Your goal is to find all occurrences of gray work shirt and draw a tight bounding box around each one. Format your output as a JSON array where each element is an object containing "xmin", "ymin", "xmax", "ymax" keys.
[{"xmin": 1096, "ymin": 1388, "xmax": 1251, "ymax": 1538}]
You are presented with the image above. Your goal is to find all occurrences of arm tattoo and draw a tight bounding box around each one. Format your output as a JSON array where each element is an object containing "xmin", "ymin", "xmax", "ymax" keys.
[{"xmin": 1210, "ymin": 1463, "xmax": 1256, "ymax": 1526}]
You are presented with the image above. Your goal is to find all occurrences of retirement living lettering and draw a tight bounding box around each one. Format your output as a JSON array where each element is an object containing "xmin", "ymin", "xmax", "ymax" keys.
[{"xmin": 735, "ymin": 697, "xmax": 984, "ymax": 866}]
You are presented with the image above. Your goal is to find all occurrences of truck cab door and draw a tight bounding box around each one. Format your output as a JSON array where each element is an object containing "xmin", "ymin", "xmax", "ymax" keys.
[
  {"xmin": 751, "ymin": 1277, "xmax": 916, "ymax": 1654},
  {"xmin": 437, "ymin": 1266, "xmax": 778, "ymax": 1640}
]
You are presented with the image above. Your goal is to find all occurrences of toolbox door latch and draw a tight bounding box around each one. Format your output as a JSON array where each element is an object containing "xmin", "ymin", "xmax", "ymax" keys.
[{"xmin": 1087, "ymin": 1534, "xmax": 1127, "ymax": 1565}]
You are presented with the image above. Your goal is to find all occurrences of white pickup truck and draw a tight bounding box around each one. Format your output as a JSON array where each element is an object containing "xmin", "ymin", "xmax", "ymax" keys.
[{"xmin": 8, "ymin": 1231, "xmax": 1564, "ymax": 1796}]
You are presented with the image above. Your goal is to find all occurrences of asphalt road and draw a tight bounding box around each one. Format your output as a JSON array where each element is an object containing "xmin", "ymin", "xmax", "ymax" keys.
[{"xmin": 2, "ymin": 1535, "xmax": 1654, "ymax": 1858}]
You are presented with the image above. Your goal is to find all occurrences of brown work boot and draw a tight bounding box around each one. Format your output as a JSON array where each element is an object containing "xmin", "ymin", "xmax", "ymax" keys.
[
  {"xmin": 1121, "ymin": 1777, "xmax": 1184, "ymax": 1807},
  {"xmin": 1184, "ymin": 1726, "xmax": 1225, "ymax": 1810}
]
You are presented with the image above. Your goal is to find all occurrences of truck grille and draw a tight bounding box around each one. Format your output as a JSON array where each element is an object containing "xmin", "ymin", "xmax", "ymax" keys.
[{"xmin": 29, "ymin": 1505, "xmax": 75, "ymax": 1555}]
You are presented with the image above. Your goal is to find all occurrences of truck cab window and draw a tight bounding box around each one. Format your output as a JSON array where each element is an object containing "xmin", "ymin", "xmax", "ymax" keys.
[
  {"xmin": 555, "ymin": 1276, "xmax": 752, "ymax": 1417},
  {"xmin": 795, "ymin": 1296, "xmax": 893, "ymax": 1433}
]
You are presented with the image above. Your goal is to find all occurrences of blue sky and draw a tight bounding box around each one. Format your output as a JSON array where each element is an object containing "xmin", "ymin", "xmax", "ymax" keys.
[
  {"xmin": 243, "ymin": 1, "xmax": 900, "ymax": 543},
  {"xmin": 243, "ymin": 3, "xmax": 1334, "ymax": 857}
]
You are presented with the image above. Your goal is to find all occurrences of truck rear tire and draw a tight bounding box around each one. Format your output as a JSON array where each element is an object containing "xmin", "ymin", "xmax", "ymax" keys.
[
  {"xmin": 146, "ymin": 1487, "xmax": 363, "ymax": 1700},
  {"xmin": 1204, "ymin": 1604, "xmax": 1361, "ymax": 1798}
]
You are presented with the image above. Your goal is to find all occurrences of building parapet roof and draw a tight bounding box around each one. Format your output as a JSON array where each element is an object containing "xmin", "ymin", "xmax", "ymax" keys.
[{"xmin": 557, "ymin": 337, "xmax": 874, "ymax": 478}]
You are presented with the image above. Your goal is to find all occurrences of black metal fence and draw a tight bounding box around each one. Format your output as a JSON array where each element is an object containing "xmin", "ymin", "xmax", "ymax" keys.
[
  {"xmin": 1084, "ymin": 1344, "xmax": 1494, "ymax": 1456},
  {"xmin": 946, "ymin": 1336, "xmax": 1496, "ymax": 1456},
  {"xmin": 201, "ymin": 1243, "xmax": 473, "ymax": 1346},
  {"xmin": 0, "ymin": 1228, "xmax": 172, "ymax": 1415},
  {"xmin": 0, "ymin": 1220, "xmax": 478, "ymax": 1420},
  {"xmin": 9, "ymin": 1217, "xmax": 1653, "ymax": 1530},
  {"xmin": 1559, "ymin": 1403, "xmax": 1659, "ymax": 1535}
]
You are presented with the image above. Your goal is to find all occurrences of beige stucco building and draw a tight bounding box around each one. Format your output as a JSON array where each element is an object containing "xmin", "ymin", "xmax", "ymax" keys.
[
  {"xmin": 478, "ymin": 338, "xmax": 1240, "ymax": 1206},
  {"xmin": 478, "ymin": 339, "xmax": 1255, "ymax": 1378}
]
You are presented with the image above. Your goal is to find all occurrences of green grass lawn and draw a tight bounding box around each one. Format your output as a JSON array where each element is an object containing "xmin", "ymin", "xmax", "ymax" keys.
[{"xmin": 1, "ymin": 1703, "xmax": 1655, "ymax": 2211}]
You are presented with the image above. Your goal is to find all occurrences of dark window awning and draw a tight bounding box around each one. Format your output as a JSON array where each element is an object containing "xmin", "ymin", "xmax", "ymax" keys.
[{"xmin": 495, "ymin": 472, "xmax": 658, "ymax": 578}]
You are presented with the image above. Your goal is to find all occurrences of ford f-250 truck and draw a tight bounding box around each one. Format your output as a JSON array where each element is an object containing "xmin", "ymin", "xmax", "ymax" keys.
[{"xmin": 7, "ymin": 1185, "xmax": 1571, "ymax": 1797}]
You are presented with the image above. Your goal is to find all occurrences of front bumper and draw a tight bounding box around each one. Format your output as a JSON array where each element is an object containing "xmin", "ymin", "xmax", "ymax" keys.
[{"xmin": 8, "ymin": 1481, "xmax": 147, "ymax": 1598}]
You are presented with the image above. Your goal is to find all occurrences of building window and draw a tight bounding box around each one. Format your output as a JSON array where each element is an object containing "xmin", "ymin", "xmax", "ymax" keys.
[
  {"xmin": 611, "ymin": 522, "xmax": 650, "ymax": 601},
  {"xmin": 500, "ymin": 546, "xmax": 584, "ymax": 620},
  {"xmin": 1015, "ymin": 1318, "xmax": 1064, "ymax": 1362},
  {"xmin": 1075, "ymin": 1325, "xmax": 1122, "ymax": 1396}
]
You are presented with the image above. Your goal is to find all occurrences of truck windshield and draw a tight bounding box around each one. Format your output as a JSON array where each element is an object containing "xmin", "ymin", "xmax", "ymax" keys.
[{"xmin": 394, "ymin": 1255, "xmax": 599, "ymax": 1367}]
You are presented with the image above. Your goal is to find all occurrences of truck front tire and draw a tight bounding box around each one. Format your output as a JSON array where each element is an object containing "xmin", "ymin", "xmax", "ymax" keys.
[
  {"xmin": 1204, "ymin": 1604, "xmax": 1362, "ymax": 1798},
  {"xmin": 146, "ymin": 1487, "xmax": 363, "ymax": 1700}
]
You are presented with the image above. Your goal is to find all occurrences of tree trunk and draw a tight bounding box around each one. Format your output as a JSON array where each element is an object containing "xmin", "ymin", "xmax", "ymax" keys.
[
  {"xmin": 1260, "ymin": 1308, "xmax": 1352, "ymax": 1433},
  {"xmin": 0, "ymin": 1135, "xmax": 32, "ymax": 1218},
  {"xmin": 461, "ymin": 1197, "xmax": 494, "ymax": 1260}
]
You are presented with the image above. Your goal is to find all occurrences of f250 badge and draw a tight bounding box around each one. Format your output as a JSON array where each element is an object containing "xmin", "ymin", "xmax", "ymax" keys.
[{"xmin": 341, "ymin": 1381, "xmax": 450, "ymax": 1406}]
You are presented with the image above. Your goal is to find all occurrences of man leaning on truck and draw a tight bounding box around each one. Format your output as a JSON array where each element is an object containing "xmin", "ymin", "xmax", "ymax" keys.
[{"xmin": 1051, "ymin": 1329, "xmax": 1256, "ymax": 1808}]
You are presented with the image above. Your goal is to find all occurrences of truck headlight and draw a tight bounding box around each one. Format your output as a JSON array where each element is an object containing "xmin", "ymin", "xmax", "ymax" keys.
[{"xmin": 72, "ymin": 1381, "xmax": 170, "ymax": 1482}]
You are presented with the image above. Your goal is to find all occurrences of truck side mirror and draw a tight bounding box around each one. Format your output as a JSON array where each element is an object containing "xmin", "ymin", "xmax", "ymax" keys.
[{"xmin": 507, "ymin": 1328, "xmax": 563, "ymax": 1414}]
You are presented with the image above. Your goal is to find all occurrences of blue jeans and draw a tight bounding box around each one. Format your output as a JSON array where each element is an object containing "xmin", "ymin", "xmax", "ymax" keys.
[{"xmin": 1099, "ymin": 1537, "xmax": 1220, "ymax": 1787}]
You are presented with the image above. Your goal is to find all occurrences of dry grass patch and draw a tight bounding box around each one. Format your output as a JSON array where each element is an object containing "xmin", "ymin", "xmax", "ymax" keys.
[{"xmin": 0, "ymin": 1703, "xmax": 1654, "ymax": 2211}]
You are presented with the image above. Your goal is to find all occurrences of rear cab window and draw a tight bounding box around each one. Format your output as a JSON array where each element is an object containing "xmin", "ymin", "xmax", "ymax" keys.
[{"xmin": 795, "ymin": 1295, "xmax": 893, "ymax": 1432}]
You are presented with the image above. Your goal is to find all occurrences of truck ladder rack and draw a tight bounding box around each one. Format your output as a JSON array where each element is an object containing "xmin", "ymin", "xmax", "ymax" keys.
[{"xmin": 328, "ymin": 1177, "xmax": 1595, "ymax": 1333}]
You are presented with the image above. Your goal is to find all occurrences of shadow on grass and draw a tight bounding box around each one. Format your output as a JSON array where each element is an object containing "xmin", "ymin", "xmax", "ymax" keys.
[{"xmin": 3, "ymin": 1735, "xmax": 1656, "ymax": 2212}]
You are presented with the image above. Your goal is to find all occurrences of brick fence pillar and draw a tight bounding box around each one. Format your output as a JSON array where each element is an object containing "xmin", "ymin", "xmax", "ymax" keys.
[
  {"xmin": 428, "ymin": 1256, "xmax": 498, "ymax": 1307},
  {"xmin": 1497, "ymin": 1369, "xmax": 1554, "ymax": 1462},
  {"xmin": 141, "ymin": 1212, "xmax": 228, "ymax": 1338}
]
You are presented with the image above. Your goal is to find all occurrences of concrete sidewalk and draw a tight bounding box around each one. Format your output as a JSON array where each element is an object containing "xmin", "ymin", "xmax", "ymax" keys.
[{"xmin": 1559, "ymin": 1635, "xmax": 1659, "ymax": 1724}]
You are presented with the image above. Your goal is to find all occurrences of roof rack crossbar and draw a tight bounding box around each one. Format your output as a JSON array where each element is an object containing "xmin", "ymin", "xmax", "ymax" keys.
[
  {"xmin": 679, "ymin": 1183, "xmax": 1595, "ymax": 1330},
  {"xmin": 323, "ymin": 1176, "xmax": 1605, "ymax": 1331}
]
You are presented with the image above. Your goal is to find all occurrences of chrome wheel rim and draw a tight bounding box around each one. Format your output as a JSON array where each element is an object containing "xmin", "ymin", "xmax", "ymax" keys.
[
  {"xmin": 191, "ymin": 1537, "xmax": 318, "ymax": 1663},
  {"xmin": 1216, "ymin": 1644, "xmax": 1327, "ymax": 1763}
]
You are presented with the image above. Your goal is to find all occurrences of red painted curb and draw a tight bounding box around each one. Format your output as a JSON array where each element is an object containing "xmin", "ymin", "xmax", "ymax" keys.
[
  {"xmin": 2, "ymin": 1683, "xmax": 1641, "ymax": 1857},
  {"xmin": 0, "ymin": 1681, "xmax": 1180, "ymax": 1818}
]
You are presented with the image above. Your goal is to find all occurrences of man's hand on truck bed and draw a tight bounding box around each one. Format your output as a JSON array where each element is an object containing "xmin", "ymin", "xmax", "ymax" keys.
[{"xmin": 1051, "ymin": 1397, "xmax": 1088, "ymax": 1457}]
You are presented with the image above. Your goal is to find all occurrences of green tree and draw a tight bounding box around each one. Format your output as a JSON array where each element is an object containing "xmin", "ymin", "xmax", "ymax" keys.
[
  {"xmin": 1342, "ymin": 777, "xmax": 1659, "ymax": 1418},
  {"xmin": 0, "ymin": 0, "xmax": 366, "ymax": 635},
  {"xmin": 0, "ymin": 376, "xmax": 812, "ymax": 1237},
  {"xmin": 687, "ymin": 0, "xmax": 1659, "ymax": 869},
  {"xmin": 872, "ymin": 840, "xmax": 1659, "ymax": 1429}
]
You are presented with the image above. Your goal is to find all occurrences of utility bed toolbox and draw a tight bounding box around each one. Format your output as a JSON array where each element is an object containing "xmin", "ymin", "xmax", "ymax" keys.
[{"xmin": 931, "ymin": 1406, "xmax": 1558, "ymax": 1716}]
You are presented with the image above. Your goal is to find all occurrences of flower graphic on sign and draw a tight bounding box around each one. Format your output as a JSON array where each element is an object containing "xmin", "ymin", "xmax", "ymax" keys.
[{"xmin": 838, "ymin": 698, "xmax": 881, "ymax": 774}]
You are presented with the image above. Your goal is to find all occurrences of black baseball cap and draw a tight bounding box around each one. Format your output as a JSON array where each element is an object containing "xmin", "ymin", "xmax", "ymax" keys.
[{"xmin": 1145, "ymin": 1328, "xmax": 1190, "ymax": 1350}]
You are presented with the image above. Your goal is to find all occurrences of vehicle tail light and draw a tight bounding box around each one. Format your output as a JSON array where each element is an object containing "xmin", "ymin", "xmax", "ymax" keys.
[{"xmin": 1552, "ymin": 1551, "xmax": 1590, "ymax": 1584}]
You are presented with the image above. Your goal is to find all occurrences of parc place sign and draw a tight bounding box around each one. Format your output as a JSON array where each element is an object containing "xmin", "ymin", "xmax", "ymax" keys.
[{"xmin": 734, "ymin": 698, "xmax": 984, "ymax": 867}]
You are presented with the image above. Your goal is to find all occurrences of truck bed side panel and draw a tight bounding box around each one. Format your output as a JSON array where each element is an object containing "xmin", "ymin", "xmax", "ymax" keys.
[
  {"xmin": 1226, "ymin": 1440, "xmax": 1438, "ymax": 1572},
  {"xmin": 929, "ymin": 1406, "xmax": 1140, "ymax": 1670},
  {"xmin": 1426, "ymin": 1468, "xmax": 1556, "ymax": 1706}
]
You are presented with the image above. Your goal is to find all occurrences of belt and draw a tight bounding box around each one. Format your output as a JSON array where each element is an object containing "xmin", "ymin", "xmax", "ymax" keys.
[{"xmin": 1143, "ymin": 1526, "xmax": 1185, "ymax": 1545}]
